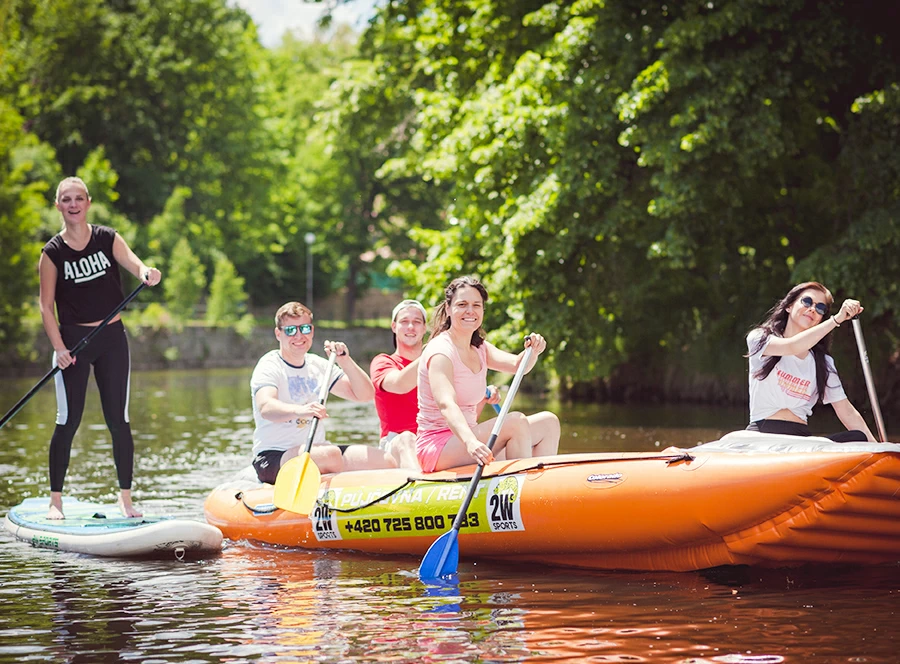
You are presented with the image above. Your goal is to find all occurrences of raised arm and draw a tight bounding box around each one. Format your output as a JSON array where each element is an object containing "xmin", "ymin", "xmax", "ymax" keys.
[
  {"xmin": 325, "ymin": 340, "xmax": 375, "ymax": 402},
  {"xmin": 764, "ymin": 300, "xmax": 862, "ymax": 357},
  {"xmin": 112, "ymin": 233, "xmax": 161, "ymax": 285},
  {"xmin": 378, "ymin": 357, "xmax": 420, "ymax": 394},
  {"xmin": 485, "ymin": 333, "xmax": 546, "ymax": 374}
]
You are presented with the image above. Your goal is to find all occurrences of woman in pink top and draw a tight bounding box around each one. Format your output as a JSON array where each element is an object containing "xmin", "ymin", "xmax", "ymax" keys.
[{"xmin": 416, "ymin": 276, "xmax": 560, "ymax": 472}]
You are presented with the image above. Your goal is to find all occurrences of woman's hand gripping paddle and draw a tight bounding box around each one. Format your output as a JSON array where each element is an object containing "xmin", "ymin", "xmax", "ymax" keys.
[
  {"xmin": 418, "ymin": 346, "xmax": 534, "ymax": 580},
  {"xmin": 273, "ymin": 350, "xmax": 339, "ymax": 514},
  {"xmin": 0, "ymin": 283, "xmax": 146, "ymax": 431}
]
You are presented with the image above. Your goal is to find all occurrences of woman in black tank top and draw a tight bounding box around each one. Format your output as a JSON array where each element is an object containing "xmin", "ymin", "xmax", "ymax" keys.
[{"xmin": 38, "ymin": 177, "xmax": 162, "ymax": 520}]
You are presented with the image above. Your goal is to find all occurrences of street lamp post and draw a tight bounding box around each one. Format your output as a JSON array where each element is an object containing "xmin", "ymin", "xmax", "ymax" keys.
[{"xmin": 304, "ymin": 232, "xmax": 315, "ymax": 310}]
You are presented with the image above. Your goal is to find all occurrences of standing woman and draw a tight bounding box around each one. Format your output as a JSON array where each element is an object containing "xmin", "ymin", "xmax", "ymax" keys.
[
  {"xmin": 746, "ymin": 281, "xmax": 875, "ymax": 442},
  {"xmin": 39, "ymin": 177, "xmax": 161, "ymax": 519},
  {"xmin": 416, "ymin": 275, "xmax": 560, "ymax": 472}
]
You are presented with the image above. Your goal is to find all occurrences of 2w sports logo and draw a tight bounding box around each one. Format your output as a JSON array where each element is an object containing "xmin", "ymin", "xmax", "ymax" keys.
[
  {"xmin": 486, "ymin": 475, "xmax": 525, "ymax": 532},
  {"xmin": 312, "ymin": 489, "xmax": 341, "ymax": 541}
]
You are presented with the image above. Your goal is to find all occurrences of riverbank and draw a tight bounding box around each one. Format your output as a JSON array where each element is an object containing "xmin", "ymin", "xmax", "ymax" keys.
[
  {"xmin": 0, "ymin": 324, "xmax": 394, "ymax": 377},
  {"xmin": 4, "ymin": 325, "xmax": 894, "ymax": 421}
]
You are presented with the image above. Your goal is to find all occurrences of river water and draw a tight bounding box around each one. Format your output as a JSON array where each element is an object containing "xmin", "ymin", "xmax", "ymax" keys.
[{"xmin": 0, "ymin": 368, "xmax": 897, "ymax": 663}]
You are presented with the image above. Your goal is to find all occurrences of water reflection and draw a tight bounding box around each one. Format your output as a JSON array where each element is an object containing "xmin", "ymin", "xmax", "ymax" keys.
[
  {"xmin": 206, "ymin": 548, "xmax": 531, "ymax": 662},
  {"xmin": 2, "ymin": 525, "xmax": 899, "ymax": 662},
  {"xmin": 2, "ymin": 369, "xmax": 899, "ymax": 662}
]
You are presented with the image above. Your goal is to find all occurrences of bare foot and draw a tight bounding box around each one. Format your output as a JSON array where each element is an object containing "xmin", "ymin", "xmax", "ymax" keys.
[
  {"xmin": 118, "ymin": 494, "xmax": 143, "ymax": 518},
  {"xmin": 48, "ymin": 492, "xmax": 65, "ymax": 520}
]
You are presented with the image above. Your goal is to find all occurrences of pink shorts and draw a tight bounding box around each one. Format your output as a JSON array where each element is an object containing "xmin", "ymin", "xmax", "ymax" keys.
[{"xmin": 416, "ymin": 428, "xmax": 454, "ymax": 473}]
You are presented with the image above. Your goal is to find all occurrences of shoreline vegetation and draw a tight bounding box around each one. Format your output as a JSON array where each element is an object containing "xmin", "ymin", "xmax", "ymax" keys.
[
  {"xmin": 0, "ymin": 315, "xmax": 766, "ymax": 408},
  {"xmin": 3, "ymin": 1, "xmax": 898, "ymax": 419},
  {"xmin": 3, "ymin": 293, "xmax": 895, "ymax": 415}
]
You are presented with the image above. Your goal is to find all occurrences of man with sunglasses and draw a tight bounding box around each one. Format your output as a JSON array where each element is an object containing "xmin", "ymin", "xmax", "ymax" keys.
[{"xmin": 250, "ymin": 301, "xmax": 394, "ymax": 484}]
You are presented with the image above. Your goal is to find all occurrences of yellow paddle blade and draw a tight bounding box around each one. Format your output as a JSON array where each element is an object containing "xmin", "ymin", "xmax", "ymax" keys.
[{"xmin": 273, "ymin": 453, "xmax": 321, "ymax": 515}]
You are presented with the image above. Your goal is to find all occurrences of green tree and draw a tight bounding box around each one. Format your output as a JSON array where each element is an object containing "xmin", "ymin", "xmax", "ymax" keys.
[
  {"xmin": 164, "ymin": 237, "xmax": 207, "ymax": 319},
  {"xmin": 146, "ymin": 186, "xmax": 193, "ymax": 273},
  {"xmin": 206, "ymin": 255, "xmax": 248, "ymax": 325},
  {"xmin": 371, "ymin": 0, "xmax": 900, "ymax": 399},
  {"xmin": 0, "ymin": 101, "xmax": 47, "ymax": 352},
  {"xmin": 2, "ymin": 0, "xmax": 286, "ymax": 303},
  {"xmin": 306, "ymin": 20, "xmax": 454, "ymax": 322},
  {"xmin": 261, "ymin": 29, "xmax": 359, "ymax": 307}
]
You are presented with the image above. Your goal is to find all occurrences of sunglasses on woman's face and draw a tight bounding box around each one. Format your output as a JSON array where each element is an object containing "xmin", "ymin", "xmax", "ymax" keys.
[
  {"xmin": 280, "ymin": 324, "xmax": 313, "ymax": 336},
  {"xmin": 799, "ymin": 296, "xmax": 828, "ymax": 317}
]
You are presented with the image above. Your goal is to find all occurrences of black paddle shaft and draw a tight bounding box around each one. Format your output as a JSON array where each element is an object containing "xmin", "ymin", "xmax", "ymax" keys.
[
  {"xmin": 449, "ymin": 433, "xmax": 496, "ymax": 530},
  {"xmin": 300, "ymin": 350, "xmax": 339, "ymax": 454},
  {"xmin": 0, "ymin": 283, "xmax": 146, "ymax": 431}
]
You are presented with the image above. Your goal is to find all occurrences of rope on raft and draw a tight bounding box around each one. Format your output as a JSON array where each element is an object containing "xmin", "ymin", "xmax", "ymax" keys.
[
  {"xmin": 238, "ymin": 451, "xmax": 694, "ymax": 515},
  {"xmin": 318, "ymin": 451, "xmax": 694, "ymax": 514}
]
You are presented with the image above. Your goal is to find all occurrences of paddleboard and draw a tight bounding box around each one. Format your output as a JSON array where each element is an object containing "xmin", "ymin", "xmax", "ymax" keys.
[{"xmin": 4, "ymin": 497, "xmax": 223, "ymax": 560}]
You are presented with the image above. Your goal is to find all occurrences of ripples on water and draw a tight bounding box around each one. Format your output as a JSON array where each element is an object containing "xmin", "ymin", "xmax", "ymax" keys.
[{"xmin": 1, "ymin": 369, "xmax": 898, "ymax": 663}]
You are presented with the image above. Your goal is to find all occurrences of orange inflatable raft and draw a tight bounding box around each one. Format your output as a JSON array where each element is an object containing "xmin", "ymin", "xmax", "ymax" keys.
[{"xmin": 204, "ymin": 432, "xmax": 900, "ymax": 572}]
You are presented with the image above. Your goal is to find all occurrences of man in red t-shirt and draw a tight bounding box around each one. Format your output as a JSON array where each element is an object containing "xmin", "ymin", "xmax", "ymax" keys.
[
  {"xmin": 370, "ymin": 299, "xmax": 428, "ymax": 470},
  {"xmin": 371, "ymin": 299, "xmax": 501, "ymax": 471}
]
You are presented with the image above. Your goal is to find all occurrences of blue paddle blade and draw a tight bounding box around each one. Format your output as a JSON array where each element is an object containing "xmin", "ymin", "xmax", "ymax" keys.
[{"xmin": 419, "ymin": 529, "xmax": 459, "ymax": 579}]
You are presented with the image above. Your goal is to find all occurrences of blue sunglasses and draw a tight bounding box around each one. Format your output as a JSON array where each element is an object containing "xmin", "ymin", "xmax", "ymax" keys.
[
  {"xmin": 280, "ymin": 324, "xmax": 313, "ymax": 336},
  {"xmin": 799, "ymin": 296, "xmax": 828, "ymax": 317}
]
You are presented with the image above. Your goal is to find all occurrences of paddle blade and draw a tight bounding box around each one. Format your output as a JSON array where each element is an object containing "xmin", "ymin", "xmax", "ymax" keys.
[
  {"xmin": 419, "ymin": 529, "xmax": 459, "ymax": 580},
  {"xmin": 273, "ymin": 453, "xmax": 321, "ymax": 515}
]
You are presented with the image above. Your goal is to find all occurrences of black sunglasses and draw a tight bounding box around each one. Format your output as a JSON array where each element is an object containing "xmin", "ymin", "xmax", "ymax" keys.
[
  {"xmin": 280, "ymin": 324, "xmax": 313, "ymax": 336},
  {"xmin": 799, "ymin": 296, "xmax": 828, "ymax": 317}
]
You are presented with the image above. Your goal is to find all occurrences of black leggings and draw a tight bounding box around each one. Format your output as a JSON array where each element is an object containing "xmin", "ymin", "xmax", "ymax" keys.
[
  {"xmin": 49, "ymin": 321, "xmax": 134, "ymax": 492},
  {"xmin": 747, "ymin": 419, "xmax": 868, "ymax": 443}
]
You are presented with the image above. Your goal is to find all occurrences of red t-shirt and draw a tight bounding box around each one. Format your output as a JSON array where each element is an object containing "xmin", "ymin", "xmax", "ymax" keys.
[{"xmin": 370, "ymin": 352, "xmax": 418, "ymax": 438}]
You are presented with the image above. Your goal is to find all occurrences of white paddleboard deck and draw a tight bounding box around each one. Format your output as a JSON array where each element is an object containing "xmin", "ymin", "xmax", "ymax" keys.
[{"xmin": 5, "ymin": 497, "xmax": 223, "ymax": 559}]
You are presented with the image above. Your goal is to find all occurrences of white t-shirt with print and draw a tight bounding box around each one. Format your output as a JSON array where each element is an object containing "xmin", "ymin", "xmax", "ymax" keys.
[
  {"xmin": 250, "ymin": 350, "xmax": 343, "ymax": 455},
  {"xmin": 747, "ymin": 328, "xmax": 847, "ymax": 423}
]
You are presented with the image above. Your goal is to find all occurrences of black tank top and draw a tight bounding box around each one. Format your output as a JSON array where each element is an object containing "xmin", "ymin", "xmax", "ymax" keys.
[{"xmin": 42, "ymin": 225, "xmax": 125, "ymax": 325}]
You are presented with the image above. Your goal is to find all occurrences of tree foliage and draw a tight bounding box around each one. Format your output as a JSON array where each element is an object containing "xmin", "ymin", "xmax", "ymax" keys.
[
  {"xmin": 4, "ymin": 0, "xmax": 900, "ymax": 405},
  {"xmin": 165, "ymin": 238, "xmax": 207, "ymax": 319},
  {"xmin": 370, "ymin": 0, "xmax": 900, "ymax": 399},
  {"xmin": 0, "ymin": 101, "xmax": 47, "ymax": 352},
  {"xmin": 206, "ymin": 255, "xmax": 248, "ymax": 325},
  {"xmin": 1, "ymin": 0, "xmax": 288, "ymax": 304}
]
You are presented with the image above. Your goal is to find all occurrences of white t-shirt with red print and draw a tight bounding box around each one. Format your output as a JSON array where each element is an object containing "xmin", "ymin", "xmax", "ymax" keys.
[{"xmin": 747, "ymin": 328, "xmax": 847, "ymax": 423}]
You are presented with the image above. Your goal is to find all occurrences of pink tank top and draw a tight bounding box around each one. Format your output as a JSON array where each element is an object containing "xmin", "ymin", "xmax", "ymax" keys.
[{"xmin": 416, "ymin": 332, "xmax": 488, "ymax": 434}]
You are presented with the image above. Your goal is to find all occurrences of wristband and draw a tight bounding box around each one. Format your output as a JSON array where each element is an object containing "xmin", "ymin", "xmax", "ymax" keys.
[{"xmin": 831, "ymin": 315, "xmax": 841, "ymax": 327}]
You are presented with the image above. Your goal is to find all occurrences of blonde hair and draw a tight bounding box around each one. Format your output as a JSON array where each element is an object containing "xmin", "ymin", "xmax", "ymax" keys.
[
  {"xmin": 55, "ymin": 177, "xmax": 90, "ymax": 203},
  {"xmin": 274, "ymin": 302, "xmax": 314, "ymax": 328}
]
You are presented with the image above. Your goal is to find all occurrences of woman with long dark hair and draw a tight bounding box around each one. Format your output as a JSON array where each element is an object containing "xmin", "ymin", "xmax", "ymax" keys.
[
  {"xmin": 746, "ymin": 281, "xmax": 875, "ymax": 442},
  {"xmin": 415, "ymin": 276, "xmax": 560, "ymax": 472}
]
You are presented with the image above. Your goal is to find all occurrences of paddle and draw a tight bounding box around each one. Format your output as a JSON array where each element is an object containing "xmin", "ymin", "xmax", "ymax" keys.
[
  {"xmin": 850, "ymin": 316, "xmax": 888, "ymax": 442},
  {"xmin": 273, "ymin": 349, "xmax": 339, "ymax": 514},
  {"xmin": 0, "ymin": 283, "xmax": 147, "ymax": 431},
  {"xmin": 486, "ymin": 388, "xmax": 501, "ymax": 414},
  {"xmin": 419, "ymin": 345, "xmax": 535, "ymax": 580}
]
